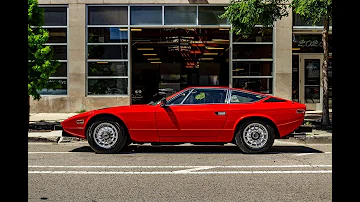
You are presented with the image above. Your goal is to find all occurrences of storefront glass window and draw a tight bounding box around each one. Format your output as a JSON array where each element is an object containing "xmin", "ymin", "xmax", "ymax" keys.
[
  {"xmin": 43, "ymin": 7, "xmax": 67, "ymax": 26},
  {"xmin": 292, "ymin": 34, "xmax": 332, "ymax": 53},
  {"xmin": 37, "ymin": 79, "xmax": 67, "ymax": 95},
  {"xmin": 88, "ymin": 45, "xmax": 128, "ymax": 60},
  {"xmin": 232, "ymin": 27, "xmax": 273, "ymax": 94},
  {"xmin": 232, "ymin": 61, "xmax": 272, "ymax": 76},
  {"xmin": 164, "ymin": 6, "xmax": 196, "ymax": 25},
  {"xmin": 233, "ymin": 78, "xmax": 273, "ymax": 94},
  {"xmin": 88, "ymin": 62, "xmax": 128, "ymax": 77},
  {"xmin": 37, "ymin": 6, "xmax": 68, "ymax": 95},
  {"xmin": 233, "ymin": 28, "xmax": 273, "ymax": 42},
  {"xmin": 131, "ymin": 6, "xmax": 162, "ymax": 25},
  {"xmin": 88, "ymin": 6, "xmax": 128, "ymax": 25},
  {"xmin": 198, "ymin": 6, "xmax": 228, "ymax": 25},
  {"xmin": 88, "ymin": 27, "xmax": 128, "ymax": 43},
  {"xmin": 328, "ymin": 58, "xmax": 332, "ymax": 108},
  {"xmin": 88, "ymin": 78, "xmax": 128, "ymax": 95},
  {"xmin": 233, "ymin": 44, "xmax": 272, "ymax": 59},
  {"xmin": 87, "ymin": 6, "xmax": 130, "ymax": 96},
  {"xmin": 293, "ymin": 13, "xmax": 332, "ymax": 26}
]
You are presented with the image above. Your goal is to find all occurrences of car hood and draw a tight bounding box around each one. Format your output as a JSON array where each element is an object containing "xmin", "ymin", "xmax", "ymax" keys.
[
  {"xmin": 61, "ymin": 104, "xmax": 159, "ymax": 126},
  {"xmin": 91, "ymin": 104, "xmax": 158, "ymax": 114}
]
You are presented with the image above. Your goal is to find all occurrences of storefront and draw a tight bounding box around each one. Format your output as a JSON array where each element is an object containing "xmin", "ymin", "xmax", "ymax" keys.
[
  {"xmin": 31, "ymin": 0, "xmax": 328, "ymax": 112},
  {"xmin": 292, "ymin": 15, "xmax": 332, "ymax": 111}
]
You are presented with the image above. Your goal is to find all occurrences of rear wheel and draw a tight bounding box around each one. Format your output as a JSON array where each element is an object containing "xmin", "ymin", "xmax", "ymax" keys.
[
  {"xmin": 86, "ymin": 117, "xmax": 127, "ymax": 154},
  {"xmin": 235, "ymin": 119, "xmax": 275, "ymax": 154}
]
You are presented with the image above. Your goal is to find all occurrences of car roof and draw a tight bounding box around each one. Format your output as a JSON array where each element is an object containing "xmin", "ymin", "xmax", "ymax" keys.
[{"xmin": 184, "ymin": 86, "xmax": 268, "ymax": 96}]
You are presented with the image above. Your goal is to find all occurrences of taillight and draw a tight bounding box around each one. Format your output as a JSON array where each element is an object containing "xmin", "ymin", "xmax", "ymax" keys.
[{"xmin": 296, "ymin": 109, "xmax": 306, "ymax": 114}]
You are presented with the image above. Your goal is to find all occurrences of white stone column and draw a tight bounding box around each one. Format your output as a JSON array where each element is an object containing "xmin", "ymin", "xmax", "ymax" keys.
[
  {"xmin": 67, "ymin": 3, "xmax": 86, "ymax": 110},
  {"xmin": 273, "ymin": 9, "xmax": 293, "ymax": 100}
]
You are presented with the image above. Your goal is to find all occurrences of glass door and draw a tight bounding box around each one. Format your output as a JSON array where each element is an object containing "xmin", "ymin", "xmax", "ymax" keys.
[{"xmin": 299, "ymin": 54, "xmax": 323, "ymax": 111}]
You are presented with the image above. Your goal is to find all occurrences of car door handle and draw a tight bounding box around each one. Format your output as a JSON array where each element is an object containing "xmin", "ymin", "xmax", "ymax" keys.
[{"xmin": 215, "ymin": 111, "xmax": 226, "ymax": 116}]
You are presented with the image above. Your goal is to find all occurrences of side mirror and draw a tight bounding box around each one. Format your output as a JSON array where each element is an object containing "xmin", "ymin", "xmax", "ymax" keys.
[{"xmin": 160, "ymin": 97, "xmax": 167, "ymax": 107}]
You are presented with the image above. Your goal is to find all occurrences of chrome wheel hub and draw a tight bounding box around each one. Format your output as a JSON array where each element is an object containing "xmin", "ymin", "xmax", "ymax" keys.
[
  {"xmin": 243, "ymin": 123, "xmax": 268, "ymax": 149},
  {"xmin": 93, "ymin": 123, "xmax": 118, "ymax": 149}
]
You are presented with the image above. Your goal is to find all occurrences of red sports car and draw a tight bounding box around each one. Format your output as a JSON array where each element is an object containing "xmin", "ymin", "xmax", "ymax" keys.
[{"xmin": 61, "ymin": 87, "xmax": 306, "ymax": 154}]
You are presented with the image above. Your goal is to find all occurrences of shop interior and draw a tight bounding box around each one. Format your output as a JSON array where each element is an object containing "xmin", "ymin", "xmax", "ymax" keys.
[{"xmin": 131, "ymin": 28, "xmax": 230, "ymax": 104}]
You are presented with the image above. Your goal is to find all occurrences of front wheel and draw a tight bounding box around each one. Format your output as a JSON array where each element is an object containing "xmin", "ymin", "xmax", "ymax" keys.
[
  {"xmin": 235, "ymin": 119, "xmax": 275, "ymax": 154},
  {"xmin": 86, "ymin": 118, "xmax": 127, "ymax": 154}
]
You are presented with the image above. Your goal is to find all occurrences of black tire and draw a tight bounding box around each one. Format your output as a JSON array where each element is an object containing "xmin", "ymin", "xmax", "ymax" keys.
[
  {"xmin": 86, "ymin": 117, "xmax": 127, "ymax": 154},
  {"xmin": 235, "ymin": 119, "xmax": 275, "ymax": 154},
  {"xmin": 125, "ymin": 138, "xmax": 133, "ymax": 147}
]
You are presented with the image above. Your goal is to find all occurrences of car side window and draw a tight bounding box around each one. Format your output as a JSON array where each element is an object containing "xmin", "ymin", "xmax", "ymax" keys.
[
  {"xmin": 183, "ymin": 89, "xmax": 227, "ymax": 104},
  {"xmin": 230, "ymin": 90, "xmax": 266, "ymax": 103},
  {"xmin": 167, "ymin": 89, "xmax": 191, "ymax": 105}
]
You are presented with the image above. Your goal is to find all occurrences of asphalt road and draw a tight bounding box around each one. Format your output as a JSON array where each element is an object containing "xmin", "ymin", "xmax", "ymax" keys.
[{"xmin": 28, "ymin": 140, "xmax": 332, "ymax": 202}]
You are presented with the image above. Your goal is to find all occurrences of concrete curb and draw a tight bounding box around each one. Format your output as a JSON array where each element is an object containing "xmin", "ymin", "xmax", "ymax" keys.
[{"xmin": 285, "ymin": 135, "xmax": 332, "ymax": 144}]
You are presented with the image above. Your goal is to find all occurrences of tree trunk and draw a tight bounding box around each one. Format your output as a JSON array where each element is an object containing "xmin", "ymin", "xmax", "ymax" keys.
[
  {"xmin": 321, "ymin": 16, "xmax": 330, "ymax": 127},
  {"xmin": 28, "ymin": 95, "xmax": 30, "ymax": 130}
]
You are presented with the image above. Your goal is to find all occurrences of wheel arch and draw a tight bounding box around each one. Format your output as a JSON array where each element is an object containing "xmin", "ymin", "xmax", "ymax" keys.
[
  {"xmin": 232, "ymin": 116, "xmax": 280, "ymax": 142},
  {"xmin": 85, "ymin": 113, "xmax": 131, "ymax": 140}
]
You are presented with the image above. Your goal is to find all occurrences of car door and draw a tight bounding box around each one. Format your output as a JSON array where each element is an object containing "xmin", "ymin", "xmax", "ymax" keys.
[
  {"xmin": 155, "ymin": 89, "xmax": 191, "ymax": 138},
  {"xmin": 155, "ymin": 88, "xmax": 229, "ymax": 141}
]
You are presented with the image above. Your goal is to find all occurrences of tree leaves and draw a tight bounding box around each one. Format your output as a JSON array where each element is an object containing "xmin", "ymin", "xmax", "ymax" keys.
[
  {"xmin": 28, "ymin": 0, "xmax": 60, "ymax": 100},
  {"xmin": 219, "ymin": 0, "xmax": 290, "ymax": 38},
  {"xmin": 291, "ymin": 0, "xmax": 332, "ymax": 26}
]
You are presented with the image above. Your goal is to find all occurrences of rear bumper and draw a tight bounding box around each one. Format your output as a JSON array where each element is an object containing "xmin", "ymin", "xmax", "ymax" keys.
[
  {"xmin": 294, "ymin": 125, "xmax": 313, "ymax": 133},
  {"xmin": 284, "ymin": 125, "xmax": 313, "ymax": 139}
]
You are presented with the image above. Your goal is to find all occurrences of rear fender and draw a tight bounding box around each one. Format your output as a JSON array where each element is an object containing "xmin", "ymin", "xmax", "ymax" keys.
[{"xmin": 233, "ymin": 114, "xmax": 280, "ymax": 139}]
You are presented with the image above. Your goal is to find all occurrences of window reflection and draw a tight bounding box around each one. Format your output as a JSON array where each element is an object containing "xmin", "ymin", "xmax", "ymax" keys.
[
  {"xmin": 130, "ymin": 6, "xmax": 162, "ymax": 25},
  {"xmin": 88, "ymin": 6, "xmax": 128, "ymax": 25},
  {"xmin": 88, "ymin": 27, "xmax": 128, "ymax": 43},
  {"xmin": 88, "ymin": 62, "xmax": 128, "ymax": 76},
  {"xmin": 164, "ymin": 6, "xmax": 196, "ymax": 25},
  {"xmin": 293, "ymin": 13, "xmax": 332, "ymax": 26},
  {"xmin": 305, "ymin": 86, "xmax": 320, "ymax": 103},
  {"xmin": 233, "ymin": 78, "xmax": 272, "ymax": 94},
  {"xmin": 233, "ymin": 28, "xmax": 273, "ymax": 42},
  {"xmin": 46, "ymin": 28, "xmax": 67, "ymax": 43},
  {"xmin": 51, "ymin": 62, "xmax": 67, "ymax": 77},
  {"xmin": 233, "ymin": 44, "xmax": 272, "ymax": 59},
  {"xmin": 232, "ymin": 61, "xmax": 272, "ymax": 76},
  {"xmin": 51, "ymin": 45, "xmax": 67, "ymax": 60},
  {"xmin": 37, "ymin": 79, "xmax": 67, "ymax": 95},
  {"xmin": 183, "ymin": 89, "xmax": 227, "ymax": 104},
  {"xmin": 198, "ymin": 6, "xmax": 228, "ymax": 25},
  {"xmin": 42, "ymin": 7, "xmax": 67, "ymax": 26},
  {"xmin": 88, "ymin": 45, "xmax": 128, "ymax": 60},
  {"xmin": 88, "ymin": 78, "xmax": 128, "ymax": 95}
]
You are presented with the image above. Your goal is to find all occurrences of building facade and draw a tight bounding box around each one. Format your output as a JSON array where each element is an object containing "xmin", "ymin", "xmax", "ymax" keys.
[{"xmin": 31, "ymin": 0, "xmax": 332, "ymax": 112}]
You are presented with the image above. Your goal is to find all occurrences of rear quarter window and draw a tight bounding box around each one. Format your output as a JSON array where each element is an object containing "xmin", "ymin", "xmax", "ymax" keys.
[
  {"xmin": 230, "ymin": 90, "xmax": 266, "ymax": 103},
  {"xmin": 263, "ymin": 97, "xmax": 287, "ymax": 102}
]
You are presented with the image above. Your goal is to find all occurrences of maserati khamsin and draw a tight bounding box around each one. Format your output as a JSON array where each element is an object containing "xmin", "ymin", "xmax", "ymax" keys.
[{"xmin": 61, "ymin": 87, "xmax": 306, "ymax": 154}]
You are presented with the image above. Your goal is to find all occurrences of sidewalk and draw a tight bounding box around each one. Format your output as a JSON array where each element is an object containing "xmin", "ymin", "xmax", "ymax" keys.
[{"xmin": 28, "ymin": 111, "xmax": 332, "ymax": 144}]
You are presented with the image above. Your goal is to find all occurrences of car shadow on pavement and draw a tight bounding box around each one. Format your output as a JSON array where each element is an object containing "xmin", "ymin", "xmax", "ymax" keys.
[{"xmin": 70, "ymin": 145, "xmax": 323, "ymax": 154}]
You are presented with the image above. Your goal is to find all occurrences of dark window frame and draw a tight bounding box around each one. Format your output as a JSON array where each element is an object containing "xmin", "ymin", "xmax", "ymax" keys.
[{"xmin": 229, "ymin": 90, "xmax": 267, "ymax": 104}]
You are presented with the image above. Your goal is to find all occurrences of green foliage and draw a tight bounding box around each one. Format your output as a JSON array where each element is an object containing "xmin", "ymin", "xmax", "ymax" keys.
[
  {"xmin": 76, "ymin": 109, "xmax": 87, "ymax": 113},
  {"xmin": 304, "ymin": 121, "xmax": 312, "ymax": 126},
  {"xmin": 219, "ymin": 0, "xmax": 290, "ymax": 37},
  {"xmin": 28, "ymin": 0, "xmax": 60, "ymax": 100},
  {"xmin": 220, "ymin": 0, "xmax": 332, "ymax": 37},
  {"xmin": 291, "ymin": 0, "xmax": 332, "ymax": 25}
]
